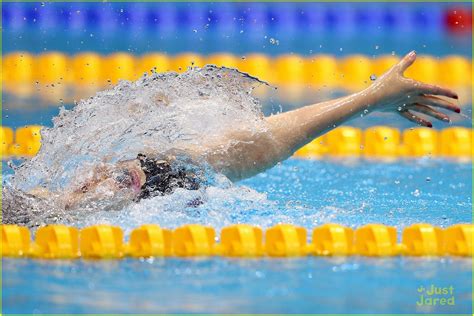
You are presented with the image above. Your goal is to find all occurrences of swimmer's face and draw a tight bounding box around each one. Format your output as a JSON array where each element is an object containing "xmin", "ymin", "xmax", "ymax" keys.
[
  {"xmin": 113, "ymin": 159, "xmax": 147, "ymax": 192},
  {"xmin": 68, "ymin": 160, "xmax": 146, "ymax": 207}
]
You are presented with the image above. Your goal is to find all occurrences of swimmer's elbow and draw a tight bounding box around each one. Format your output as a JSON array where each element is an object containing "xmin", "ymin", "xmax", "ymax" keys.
[{"xmin": 201, "ymin": 125, "xmax": 295, "ymax": 181}]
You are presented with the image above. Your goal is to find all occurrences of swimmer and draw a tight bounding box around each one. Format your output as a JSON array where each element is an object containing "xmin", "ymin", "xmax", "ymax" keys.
[
  {"xmin": 3, "ymin": 51, "xmax": 459, "ymax": 223},
  {"xmin": 58, "ymin": 51, "xmax": 459, "ymax": 204}
]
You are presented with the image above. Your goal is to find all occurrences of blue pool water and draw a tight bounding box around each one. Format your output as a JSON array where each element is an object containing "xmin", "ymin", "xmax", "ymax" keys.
[
  {"xmin": 3, "ymin": 257, "xmax": 472, "ymax": 314},
  {"xmin": 2, "ymin": 2, "xmax": 472, "ymax": 314},
  {"xmin": 2, "ymin": 158, "xmax": 472, "ymax": 314}
]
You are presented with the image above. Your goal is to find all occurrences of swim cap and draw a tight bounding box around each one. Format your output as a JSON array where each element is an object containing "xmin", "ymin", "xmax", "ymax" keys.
[{"xmin": 137, "ymin": 154, "xmax": 200, "ymax": 200}]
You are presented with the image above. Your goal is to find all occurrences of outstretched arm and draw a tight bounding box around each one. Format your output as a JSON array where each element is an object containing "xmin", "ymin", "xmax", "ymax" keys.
[{"xmin": 203, "ymin": 51, "xmax": 460, "ymax": 181}]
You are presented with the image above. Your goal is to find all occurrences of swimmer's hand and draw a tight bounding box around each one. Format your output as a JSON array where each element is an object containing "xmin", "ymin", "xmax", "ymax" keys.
[{"xmin": 367, "ymin": 51, "xmax": 459, "ymax": 127}]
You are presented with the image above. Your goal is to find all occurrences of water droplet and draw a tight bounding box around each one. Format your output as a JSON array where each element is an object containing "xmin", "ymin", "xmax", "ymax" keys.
[
  {"xmin": 394, "ymin": 180, "xmax": 400, "ymax": 185},
  {"xmin": 370, "ymin": 74, "xmax": 377, "ymax": 81},
  {"xmin": 269, "ymin": 38, "xmax": 279, "ymax": 45},
  {"xmin": 412, "ymin": 189, "xmax": 421, "ymax": 197},
  {"xmin": 426, "ymin": 177, "xmax": 431, "ymax": 182}
]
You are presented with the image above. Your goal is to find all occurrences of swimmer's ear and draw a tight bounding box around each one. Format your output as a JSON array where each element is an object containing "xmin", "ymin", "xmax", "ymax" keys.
[{"xmin": 396, "ymin": 51, "xmax": 417, "ymax": 75}]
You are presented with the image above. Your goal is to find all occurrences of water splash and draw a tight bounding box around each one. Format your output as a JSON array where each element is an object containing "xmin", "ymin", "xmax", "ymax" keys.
[{"xmin": 5, "ymin": 66, "xmax": 274, "ymax": 228}]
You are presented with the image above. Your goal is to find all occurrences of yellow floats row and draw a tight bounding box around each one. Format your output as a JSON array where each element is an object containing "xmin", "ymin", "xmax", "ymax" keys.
[
  {"xmin": 295, "ymin": 126, "xmax": 472, "ymax": 159},
  {"xmin": 1, "ymin": 125, "xmax": 42, "ymax": 157},
  {"xmin": 1, "ymin": 223, "xmax": 472, "ymax": 259},
  {"xmin": 1, "ymin": 125, "xmax": 472, "ymax": 160},
  {"xmin": 3, "ymin": 52, "xmax": 472, "ymax": 90}
]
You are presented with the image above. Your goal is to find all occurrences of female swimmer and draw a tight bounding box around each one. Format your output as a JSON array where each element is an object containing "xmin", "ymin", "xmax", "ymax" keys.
[{"xmin": 2, "ymin": 51, "xmax": 459, "ymax": 223}]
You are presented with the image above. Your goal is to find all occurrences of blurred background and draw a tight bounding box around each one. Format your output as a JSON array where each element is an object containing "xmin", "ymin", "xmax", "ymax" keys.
[{"xmin": 1, "ymin": 2, "xmax": 472, "ymax": 159}]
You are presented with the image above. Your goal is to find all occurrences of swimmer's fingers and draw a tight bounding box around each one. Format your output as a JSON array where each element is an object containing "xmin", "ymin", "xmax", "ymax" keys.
[
  {"xmin": 416, "ymin": 83, "xmax": 458, "ymax": 100},
  {"xmin": 407, "ymin": 104, "xmax": 450, "ymax": 122},
  {"xmin": 418, "ymin": 95, "xmax": 461, "ymax": 113},
  {"xmin": 398, "ymin": 109, "xmax": 433, "ymax": 128},
  {"xmin": 396, "ymin": 51, "xmax": 417, "ymax": 74}
]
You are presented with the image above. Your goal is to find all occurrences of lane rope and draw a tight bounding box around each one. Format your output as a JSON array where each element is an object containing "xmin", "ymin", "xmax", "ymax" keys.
[
  {"xmin": 3, "ymin": 52, "xmax": 472, "ymax": 89},
  {"xmin": 3, "ymin": 3, "xmax": 471, "ymax": 35},
  {"xmin": 1, "ymin": 223, "xmax": 472, "ymax": 259},
  {"xmin": 2, "ymin": 125, "xmax": 472, "ymax": 160}
]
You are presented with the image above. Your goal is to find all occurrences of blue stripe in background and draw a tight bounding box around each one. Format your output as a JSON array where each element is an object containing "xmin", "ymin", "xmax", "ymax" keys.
[{"xmin": 2, "ymin": 2, "xmax": 472, "ymax": 56}]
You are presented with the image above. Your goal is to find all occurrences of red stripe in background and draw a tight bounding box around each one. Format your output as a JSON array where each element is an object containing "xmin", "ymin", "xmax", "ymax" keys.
[{"xmin": 445, "ymin": 7, "xmax": 472, "ymax": 34}]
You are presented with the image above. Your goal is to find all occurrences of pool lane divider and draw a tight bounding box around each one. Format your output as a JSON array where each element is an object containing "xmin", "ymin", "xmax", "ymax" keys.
[
  {"xmin": 294, "ymin": 126, "xmax": 473, "ymax": 160},
  {"xmin": 3, "ymin": 3, "xmax": 471, "ymax": 36},
  {"xmin": 1, "ymin": 223, "xmax": 472, "ymax": 259},
  {"xmin": 3, "ymin": 52, "xmax": 472, "ymax": 90},
  {"xmin": 1, "ymin": 125, "xmax": 472, "ymax": 160}
]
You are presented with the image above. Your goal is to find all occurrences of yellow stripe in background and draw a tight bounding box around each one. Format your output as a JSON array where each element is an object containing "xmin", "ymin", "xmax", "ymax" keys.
[
  {"xmin": 1, "ymin": 223, "xmax": 472, "ymax": 259},
  {"xmin": 3, "ymin": 52, "xmax": 472, "ymax": 88},
  {"xmin": 1, "ymin": 125, "xmax": 472, "ymax": 160},
  {"xmin": 293, "ymin": 126, "xmax": 472, "ymax": 160}
]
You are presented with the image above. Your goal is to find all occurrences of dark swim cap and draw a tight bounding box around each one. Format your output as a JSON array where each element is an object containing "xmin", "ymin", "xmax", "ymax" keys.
[{"xmin": 137, "ymin": 154, "xmax": 200, "ymax": 200}]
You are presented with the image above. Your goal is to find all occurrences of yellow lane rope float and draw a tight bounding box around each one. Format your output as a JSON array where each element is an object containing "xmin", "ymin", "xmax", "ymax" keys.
[
  {"xmin": 293, "ymin": 126, "xmax": 473, "ymax": 159},
  {"xmin": 1, "ymin": 223, "xmax": 472, "ymax": 259},
  {"xmin": 3, "ymin": 52, "xmax": 471, "ymax": 89},
  {"xmin": 1, "ymin": 125, "xmax": 472, "ymax": 160}
]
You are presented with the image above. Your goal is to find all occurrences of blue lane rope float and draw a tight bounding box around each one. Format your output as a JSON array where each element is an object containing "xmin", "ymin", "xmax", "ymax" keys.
[{"xmin": 2, "ymin": 3, "xmax": 470, "ymax": 36}]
